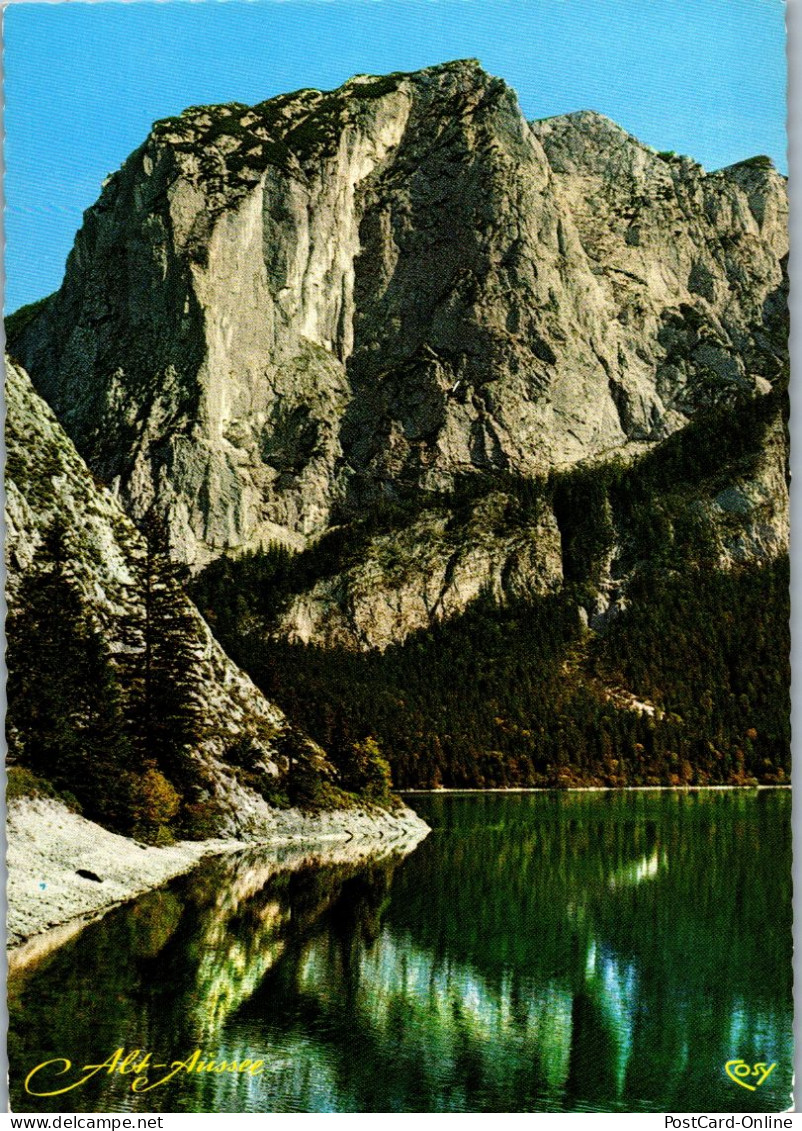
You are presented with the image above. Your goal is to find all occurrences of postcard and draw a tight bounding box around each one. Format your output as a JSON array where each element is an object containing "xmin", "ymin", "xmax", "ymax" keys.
[{"xmin": 4, "ymin": 0, "xmax": 792, "ymax": 1116}]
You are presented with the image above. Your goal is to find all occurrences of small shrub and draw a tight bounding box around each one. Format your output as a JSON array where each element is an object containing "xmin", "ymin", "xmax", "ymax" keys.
[
  {"xmin": 341, "ymin": 737, "xmax": 394, "ymax": 805},
  {"xmin": 181, "ymin": 798, "xmax": 226, "ymax": 840},
  {"xmin": 130, "ymin": 763, "xmax": 182, "ymax": 843},
  {"xmin": 225, "ymin": 736, "xmax": 265, "ymax": 771},
  {"xmin": 7, "ymin": 767, "xmax": 85, "ymax": 817}
]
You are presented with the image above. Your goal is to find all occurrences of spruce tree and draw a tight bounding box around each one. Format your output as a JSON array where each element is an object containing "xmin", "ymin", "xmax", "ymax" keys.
[
  {"xmin": 139, "ymin": 511, "xmax": 207, "ymax": 796},
  {"xmin": 6, "ymin": 520, "xmax": 134, "ymax": 829}
]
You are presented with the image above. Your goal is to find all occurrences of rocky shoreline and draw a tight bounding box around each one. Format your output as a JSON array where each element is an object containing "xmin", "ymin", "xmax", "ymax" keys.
[{"xmin": 7, "ymin": 795, "xmax": 430, "ymax": 967}]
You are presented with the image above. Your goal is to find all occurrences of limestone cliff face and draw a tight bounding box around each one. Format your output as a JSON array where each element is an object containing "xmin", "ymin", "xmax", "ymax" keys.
[
  {"xmin": 275, "ymin": 398, "xmax": 788, "ymax": 650},
  {"xmin": 702, "ymin": 410, "xmax": 789, "ymax": 566},
  {"xmin": 11, "ymin": 60, "xmax": 788, "ymax": 576},
  {"xmin": 278, "ymin": 491, "xmax": 563, "ymax": 651}
]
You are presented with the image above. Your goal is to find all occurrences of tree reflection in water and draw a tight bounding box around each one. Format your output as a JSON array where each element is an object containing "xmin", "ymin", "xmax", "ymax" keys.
[{"xmin": 9, "ymin": 791, "xmax": 792, "ymax": 1114}]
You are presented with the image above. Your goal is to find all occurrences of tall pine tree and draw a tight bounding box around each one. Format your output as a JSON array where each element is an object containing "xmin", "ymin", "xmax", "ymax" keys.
[
  {"xmin": 138, "ymin": 511, "xmax": 208, "ymax": 802},
  {"xmin": 6, "ymin": 521, "xmax": 135, "ymax": 829}
]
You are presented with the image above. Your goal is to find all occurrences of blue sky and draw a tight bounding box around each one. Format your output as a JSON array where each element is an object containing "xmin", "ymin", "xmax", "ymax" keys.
[{"xmin": 3, "ymin": 0, "xmax": 787, "ymax": 314}]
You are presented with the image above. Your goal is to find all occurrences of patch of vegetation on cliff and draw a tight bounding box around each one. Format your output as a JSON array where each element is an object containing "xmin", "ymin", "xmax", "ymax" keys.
[
  {"xmin": 734, "ymin": 155, "xmax": 775, "ymax": 171},
  {"xmin": 6, "ymin": 765, "xmax": 82, "ymax": 809},
  {"xmin": 5, "ymin": 294, "xmax": 53, "ymax": 346},
  {"xmin": 347, "ymin": 74, "xmax": 404, "ymax": 100},
  {"xmin": 284, "ymin": 92, "xmax": 346, "ymax": 161}
]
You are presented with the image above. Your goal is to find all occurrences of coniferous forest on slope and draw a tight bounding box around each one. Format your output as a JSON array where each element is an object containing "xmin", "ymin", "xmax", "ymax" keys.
[
  {"xmin": 5, "ymin": 512, "xmax": 392, "ymax": 838},
  {"xmin": 4, "ymin": 53, "xmax": 790, "ymax": 813},
  {"xmin": 189, "ymin": 387, "xmax": 790, "ymax": 792},
  {"xmin": 192, "ymin": 556, "xmax": 790, "ymax": 791},
  {"xmin": 5, "ymin": 517, "xmax": 224, "ymax": 840},
  {"xmin": 6, "ymin": 368, "xmax": 790, "ymax": 814}
]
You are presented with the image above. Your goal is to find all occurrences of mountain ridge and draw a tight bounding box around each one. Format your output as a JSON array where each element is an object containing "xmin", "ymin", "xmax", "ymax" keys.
[
  {"xmin": 9, "ymin": 61, "xmax": 787, "ymax": 575},
  {"xmin": 5, "ymin": 61, "xmax": 789, "ymax": 791}
]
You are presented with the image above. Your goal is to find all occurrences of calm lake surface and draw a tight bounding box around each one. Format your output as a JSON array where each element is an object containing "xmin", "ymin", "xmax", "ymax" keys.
[{"xmin": 9, "ymin": 790, "xmax": 793, "ymax": 1113}]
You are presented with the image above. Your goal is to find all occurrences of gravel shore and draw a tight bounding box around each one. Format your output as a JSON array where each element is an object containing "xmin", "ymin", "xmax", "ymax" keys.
[{"xmin": 7, "ymin": 796, "xmax": 429, "ymax": 965}]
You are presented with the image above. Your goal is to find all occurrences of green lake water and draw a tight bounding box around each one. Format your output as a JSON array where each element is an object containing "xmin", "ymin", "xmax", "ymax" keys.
[{"xmin": 9, "ymin": 790, "xmax": 793, "ymax": 1113}]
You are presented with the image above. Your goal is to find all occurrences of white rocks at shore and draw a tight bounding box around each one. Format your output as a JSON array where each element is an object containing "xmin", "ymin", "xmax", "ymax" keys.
[{"xmin": 7, "ymin": 795, "xmax": 429, "ymax": 961}]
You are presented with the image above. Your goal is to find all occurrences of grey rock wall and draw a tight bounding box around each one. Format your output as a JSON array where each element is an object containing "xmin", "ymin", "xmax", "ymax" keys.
[{"xmin": 11, "ymin": 61, "xmax": 787, "ymax": 575}]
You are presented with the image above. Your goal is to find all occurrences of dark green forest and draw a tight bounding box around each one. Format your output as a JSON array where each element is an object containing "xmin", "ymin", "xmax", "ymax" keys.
[
  {"xmin": 8, "ymin": 385, "xmax": 790, "ymax": 821},
  {"xmin": 6, "ymin": 520, "xmax": 213, "ymax": 841},
  {"xmin": 6, "ymin": 515, "xmax": 394, "ymax": 837},
  {"xmin": 191, "ymin": 557, "xmax": 789, "ymax": 790},
  {"xmin": 189, "ymin": 388, "xmax": 790, "ymax": 791}
]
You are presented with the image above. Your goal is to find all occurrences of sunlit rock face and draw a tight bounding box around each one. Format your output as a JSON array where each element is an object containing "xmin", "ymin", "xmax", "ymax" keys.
[
  {"xmin": 11, "ymin": 60, "xmax": 787, "ymax": 573},
  {"xmin": 276, "ymin": 490, "xmax": 564, "ymax": 650}
]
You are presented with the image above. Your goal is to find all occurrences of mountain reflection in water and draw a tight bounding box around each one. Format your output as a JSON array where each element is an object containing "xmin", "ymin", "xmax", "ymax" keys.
[{"xmin": 9, "ymin": 791, "xmax": 792, "ymax": 1113}]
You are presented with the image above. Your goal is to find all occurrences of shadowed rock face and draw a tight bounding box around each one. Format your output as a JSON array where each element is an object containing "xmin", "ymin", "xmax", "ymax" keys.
[{"xmin": 11, "ymin": 60, "xmax": 788, "ymax": 579}]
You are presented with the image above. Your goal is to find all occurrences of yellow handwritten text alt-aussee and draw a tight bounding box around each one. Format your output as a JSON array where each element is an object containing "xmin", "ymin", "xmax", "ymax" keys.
[{"xmin": 25, "ymin": 1048, "xmax": 265, "ymax": 1096}]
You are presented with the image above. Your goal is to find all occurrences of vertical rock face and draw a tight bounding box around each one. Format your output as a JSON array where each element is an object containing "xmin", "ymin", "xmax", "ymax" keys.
[
  {"xmin": 276, "ymin": 490, "xmax": 564, "ymax": 651},
  {"xmin": 11, "ymin": 60, "xmax": 787, "ymax": 572}
]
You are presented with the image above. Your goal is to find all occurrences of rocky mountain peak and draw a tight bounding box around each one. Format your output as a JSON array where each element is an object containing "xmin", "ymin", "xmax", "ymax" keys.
[
  {"xmin": 137, "ymin": 57, "xmax": 512, "ymax": 217},
  {"xmin": 5, "ymin": 62, "xmax": 789, "ymax": 798},
  {"xmin": 9, "ymin": 63, "xmax": 787, "ymax": 571}
]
